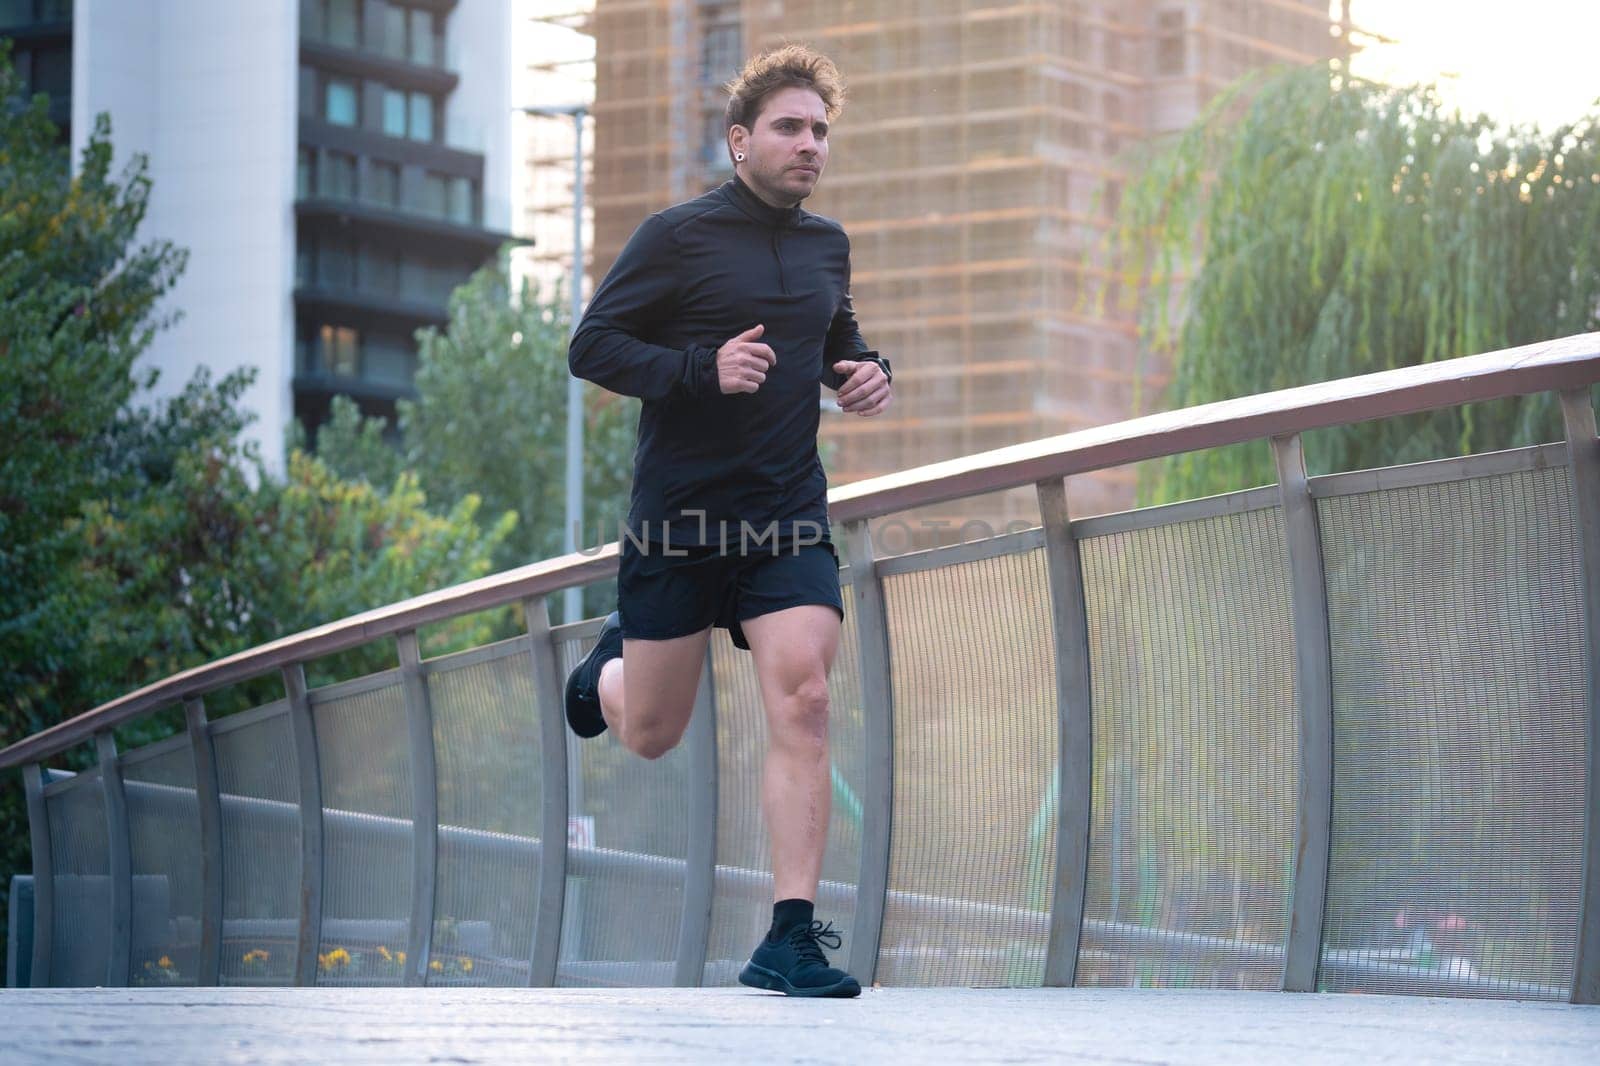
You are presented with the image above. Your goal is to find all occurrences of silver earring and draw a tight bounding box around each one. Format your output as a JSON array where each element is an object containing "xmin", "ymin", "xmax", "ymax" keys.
[{"xmin": 735, "ymin": 152, "xmax": 745, "ymax": 162}]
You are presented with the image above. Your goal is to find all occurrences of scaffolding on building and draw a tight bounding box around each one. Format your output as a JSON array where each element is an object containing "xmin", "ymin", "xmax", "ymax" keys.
[{"xmin": 572, "ymin": 1, "xmax": 1353, "ymax": 533}]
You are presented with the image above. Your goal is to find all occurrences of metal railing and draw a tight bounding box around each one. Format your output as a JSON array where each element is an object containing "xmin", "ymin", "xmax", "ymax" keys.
[{"xmin": 3, "ymin": 332, "xmax": 1597, "ymax": 1002}]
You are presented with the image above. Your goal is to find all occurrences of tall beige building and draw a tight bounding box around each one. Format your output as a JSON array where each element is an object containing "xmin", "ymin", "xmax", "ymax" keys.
[{"xmin": 579, "ymin": 0, "xmax": 1351, "ymax": 532}]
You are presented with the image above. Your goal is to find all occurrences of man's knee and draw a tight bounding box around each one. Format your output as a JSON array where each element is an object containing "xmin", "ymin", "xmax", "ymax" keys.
[
  {"xmin": 622, "ymin": 700, "xmax": 694, "ymax": 760},
  {"xmin": 771, "ymin": 674, "xmax": 831, "ymax": 745},
  {"xmin": 630, "ymin": 730, "xmax": 683, "ymax": 761}
]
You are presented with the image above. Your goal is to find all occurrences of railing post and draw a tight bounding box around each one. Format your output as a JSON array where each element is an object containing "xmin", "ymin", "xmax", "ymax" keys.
[
  {"xmin": 522, "ymin": 596, "xmax": 569, "ymax": 986},
  {"xmin": 283, "ymin": 663, "xmax": 324, "ymax": 986},
  {"xmin": 22, "ymin": 763, "xmax": 52, "ymax": 987},
  {"xmin": 1037, "ymin": 479, "xmax": 1093, "ymax": 987},
  {"xmin": 184, "ymin": 698, "xmax": 224, "ymax": 986},
  {"xmin": 675, "ymin": 648, "xmax": 719, "ymax": 986},
  {"xmin": 1561, "ymin": 388, "xmax": 1600, "ymax": 1005},
  {"xmin": 96, "ymin": 732, "xmax": 131, "ymax": 987},
  {"xmin": 1272, "ymin": 433, "xmax": 1335, "ymax": 993},
  {"xmin": 842, "ymin": 518, "xmax": 894, "ymax": 985},
  {"xmin": 397, "ymin": 630, "xmax": 439, "ymax": 986}
]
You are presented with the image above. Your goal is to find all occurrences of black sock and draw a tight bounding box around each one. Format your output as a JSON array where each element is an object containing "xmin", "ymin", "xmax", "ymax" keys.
[{"xmin": 768, "ymin": 897, "xmax": 815, "ymax": 941}]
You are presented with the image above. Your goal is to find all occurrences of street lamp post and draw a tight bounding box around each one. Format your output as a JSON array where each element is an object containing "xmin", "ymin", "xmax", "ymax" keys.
[{"xmin": 520, "ymin": 103, "xmax": 589, "ymax": 624}]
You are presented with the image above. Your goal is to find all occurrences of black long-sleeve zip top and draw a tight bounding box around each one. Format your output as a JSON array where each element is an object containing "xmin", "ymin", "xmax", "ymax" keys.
[{"xmin": 568, "ymin": 176, "xmax": 888, "ymax": 546}]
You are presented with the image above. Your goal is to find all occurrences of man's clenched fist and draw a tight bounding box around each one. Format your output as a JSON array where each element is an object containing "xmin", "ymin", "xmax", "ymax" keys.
[
  {"xmin": 717, "ymin": 324, "xmax": 777, "ymax": 394},
  {"xmin": 833, "ymin": 359, "xmax": 892, "ymax": 416}
]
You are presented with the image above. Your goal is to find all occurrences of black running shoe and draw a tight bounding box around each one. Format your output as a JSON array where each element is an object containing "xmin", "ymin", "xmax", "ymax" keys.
[
  {"xmin": 564, "ymin": 612, "xmax": 621, "ymax": 738},
  {"xmin": 739, "ymin": 920, "xmax": 861, "ymax": 998}
]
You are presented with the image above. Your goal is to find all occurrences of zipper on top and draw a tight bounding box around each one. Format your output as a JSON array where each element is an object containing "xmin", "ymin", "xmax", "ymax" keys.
[{"xmin": 772, "ymin": 229, "xmax": 788, "ymax": 295}]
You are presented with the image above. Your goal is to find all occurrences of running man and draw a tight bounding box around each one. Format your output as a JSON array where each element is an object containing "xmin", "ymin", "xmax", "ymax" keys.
[{"xmin": 562, "ymin": 45, "xmax": 891, "ymax": 998}]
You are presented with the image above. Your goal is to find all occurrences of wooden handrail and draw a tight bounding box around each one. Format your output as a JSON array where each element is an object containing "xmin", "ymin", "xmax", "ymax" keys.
[{"xmin": 3, "ymin": 331, "xmax": 1596, "ymax": 770}]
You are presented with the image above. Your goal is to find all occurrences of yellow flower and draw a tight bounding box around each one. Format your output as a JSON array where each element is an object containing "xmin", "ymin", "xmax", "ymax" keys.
[
  {"xmin": 242, "ymin": 948, "xmax": 270, "ymax": 965},
  {"xmin": 460, "ymin": 957, "xmax": 473, "ymax": 973},
  {"xmin": 158, "ymin": 956, "xmax": 173, "ymax": 969},
  {"xmin": 330, "ymin": 948, "xmax": 351, "ymax": 966},
  {"xmin": 397, "ymin": 951, "xmax": 407, "ymax": 966},
  {"xmin": 377, "ymin": 946, "xmax": 393, "ymax": 963},
  {"xmin": 429, "ymin": 959, "xmax": 443, "ymax": 972}
]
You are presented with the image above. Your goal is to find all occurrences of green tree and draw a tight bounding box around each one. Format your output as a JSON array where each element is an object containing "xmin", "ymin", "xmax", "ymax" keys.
[
  {"xmin": 71, "ymin": 368, "xmax": 517, "ymax": 719},
  {"xmin": 1112, "ymin": 65, "xmax": 1600, "ymax": 502},
  {"xmin": 1102, "ymin": 67, "xmax": 1600, "ymax": 986},
  {"xmin": 0, "ymin": 43, "xmax": 515, "ymax": 966},
  {"xmin": 1, "ymin": 58, "xmax": 186, "ymax": 741},
  {"xmin": 311, "ymin": 258, "xmax": 638, "ymax": 604},
  {"xmin": 1, "ymin": 47, "xmax": 185, "ymax": 959}
]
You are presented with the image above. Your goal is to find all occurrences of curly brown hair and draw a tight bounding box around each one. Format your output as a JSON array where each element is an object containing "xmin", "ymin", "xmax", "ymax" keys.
[{"xmin": 723, "ymin": 44, "xmax": 846, "ymax": 136}]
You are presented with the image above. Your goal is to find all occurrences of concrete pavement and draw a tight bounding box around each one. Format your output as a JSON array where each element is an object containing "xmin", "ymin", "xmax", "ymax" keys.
[{"xmin": 1, "ymin": 985, "xmax": 1595, "ymax": 1064}]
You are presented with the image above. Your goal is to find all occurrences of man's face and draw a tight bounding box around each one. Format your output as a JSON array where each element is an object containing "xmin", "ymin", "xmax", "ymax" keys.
[{"xmin": 732, "ymin": 86, "xmax": 829, "ymax": 207}]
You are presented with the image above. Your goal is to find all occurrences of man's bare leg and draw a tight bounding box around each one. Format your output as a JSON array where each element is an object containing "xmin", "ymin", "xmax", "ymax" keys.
[
  {"xmin": 597, "ymin": 629, "xmax": 711, "ymax": 760},
  {"xmin": 740, "ymin": 605, "xmax": 842, "ymax": 901}
]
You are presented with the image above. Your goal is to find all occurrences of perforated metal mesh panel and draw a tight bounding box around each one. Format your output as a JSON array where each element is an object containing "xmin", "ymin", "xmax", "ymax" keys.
[
  {"xmin": 312, "ymin": 681, "xmax": 413, "ymax": 986},
  {"xmin": 879, "ymin": 550, "xmax": 1057, "ymax": 986},
  {"xmin": 212, "ymin": 708, "xmax": 299, "ymax": 984},
  {"xmin": 427, "ymin": 641, "xmax": 543, "ymax": 986},
  {"xmin": 45, "ymin": 772, "xmax": 110, "ymax": 988},
  {"xmin": 555, "ymin": 631, "xmax": 688, "ymax": 987},
  {"xmin": 1078, "ymin": 507, "xmax": 1296, "ymax": 989},
  {"xmin": 703, "ymin": 586, "xmax": 866, "ymax": 986},
  {"xmin": 123, "ymin": 745, "xmax": 201, "ymax": 985},
  {"xmin": 1317, "ymin": 468, "xmax": 1586, "ymax": 999}
]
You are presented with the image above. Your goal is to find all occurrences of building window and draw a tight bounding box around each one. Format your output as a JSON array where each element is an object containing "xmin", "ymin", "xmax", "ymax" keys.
[
  {"xmin": 702, "ymin": 110, "xmax": 730, "ymax": 168},
  {"xmin": 320, "ymin": 236, "xmax": 356, "ymax": 288},
  {"xmin": 374, "ymin": 2, "xmax": 441, "ymax": 65},
  {"xmin": 380, "ymin": 2, "xmax": 407, "ymax": 59},
  {"xmin": 700, "ymin": 18, "xmax": 740, "ymax": 84},
  {"xmin": 325, "ymin": 77, "xmax": 358, "ymax": 126},
  {"xmin": 447, "ymin": 176, "xmax": 475, "ymax": 225},
  {"xmin": 399, "ymin": 258, "xmax": 429, "ymax": 301},
  {"xmin": 418, "ymin": 172, "xmax": 447, "ymax": 218},
  {"xmin": 364, "ymin": 335, "xmax": 414, "ymax": 387},
  {"xmin": 366, "ymin": 160, "xmax": 400, "ymax": 207},
  {"xmin": 408, "ymin": 8, "xmax": 438, "ymax": 66},
  {"xmin": 408, "ymin": 92, "xmax": 435, "ymax": 142},
  {"xmin": 382, "ymin": 88, "xmax": 407, "ymax": 137},
  {"xmin": 296, "ymin": 147, "xmax": 316, "ymax": 199},
  {"xmin": 325, "ymin": 0, "xmax": 359, "ymax": 48},
  {"xmin": 324, "ymin": 150, "xmax": 357, "ymax": 199},
  {"xmin": 28, "ymin": 42, "xmax": 70, "ymax": 98},
  {"xmin": 298, "ymin": 65, "xmax": 317, "ymax": 117},
  {"xmin": 3, "ymin": 0, "xmax": 72, "ymax": 25},
  {"xmin": 319, "ymin": 324, "xmax": 361, "ymax": 378},
  {"xmin": 380, "ymin": 84, "xmax": 438, "ymax": 141},
  {"xmin": 1156, "ymin": 10, "xmax": 1186, "ymax": 75},
  {"xmin": 359, "ymin": 247, "xmax": 401, "ymax": 295}
]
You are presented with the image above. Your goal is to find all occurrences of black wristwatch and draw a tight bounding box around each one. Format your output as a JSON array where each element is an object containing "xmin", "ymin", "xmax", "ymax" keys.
[{"xmin": 859, "ymin": 350, "xmax": 892, "ymax": 385}]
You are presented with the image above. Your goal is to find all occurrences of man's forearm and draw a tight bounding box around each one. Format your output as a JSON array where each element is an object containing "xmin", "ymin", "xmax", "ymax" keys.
[{"xmin": 569, "ymin": 326, "xmax": 721, "ymax": 400}]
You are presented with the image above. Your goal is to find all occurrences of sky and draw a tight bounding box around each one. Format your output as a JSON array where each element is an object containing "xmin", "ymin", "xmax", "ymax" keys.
[{"xmin": 1346, "ymin": 0, "xmax": 1600, "ymax": 130}]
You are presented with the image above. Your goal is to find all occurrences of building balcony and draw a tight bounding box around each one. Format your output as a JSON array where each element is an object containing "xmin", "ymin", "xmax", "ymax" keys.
[
  {"xmin": 291, "ymin": 369, "xmax": 416, "ymax": 405},
  {"xmin": 0, "ymin": 0, "xmax": 71, "ymax": 38},
  {"xmin": 298, "ymin": 117, "xmax": 482, "ymax": 177},
  {"xmin": 294, "ymin": 197, "xmax": 513, "ymax": 258},
  {"xmin": 298, "ymin": 38, "xmax": 457, "ymax": 96},
  {"xmin": 293, "ymin": 284, "xmax": 450, "ymax": 331}
]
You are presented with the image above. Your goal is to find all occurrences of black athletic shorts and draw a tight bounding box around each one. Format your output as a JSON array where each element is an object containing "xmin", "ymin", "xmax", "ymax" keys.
[{"xmin": 617, "ymin": 537, "xmax": 845, "ymax": 651}]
